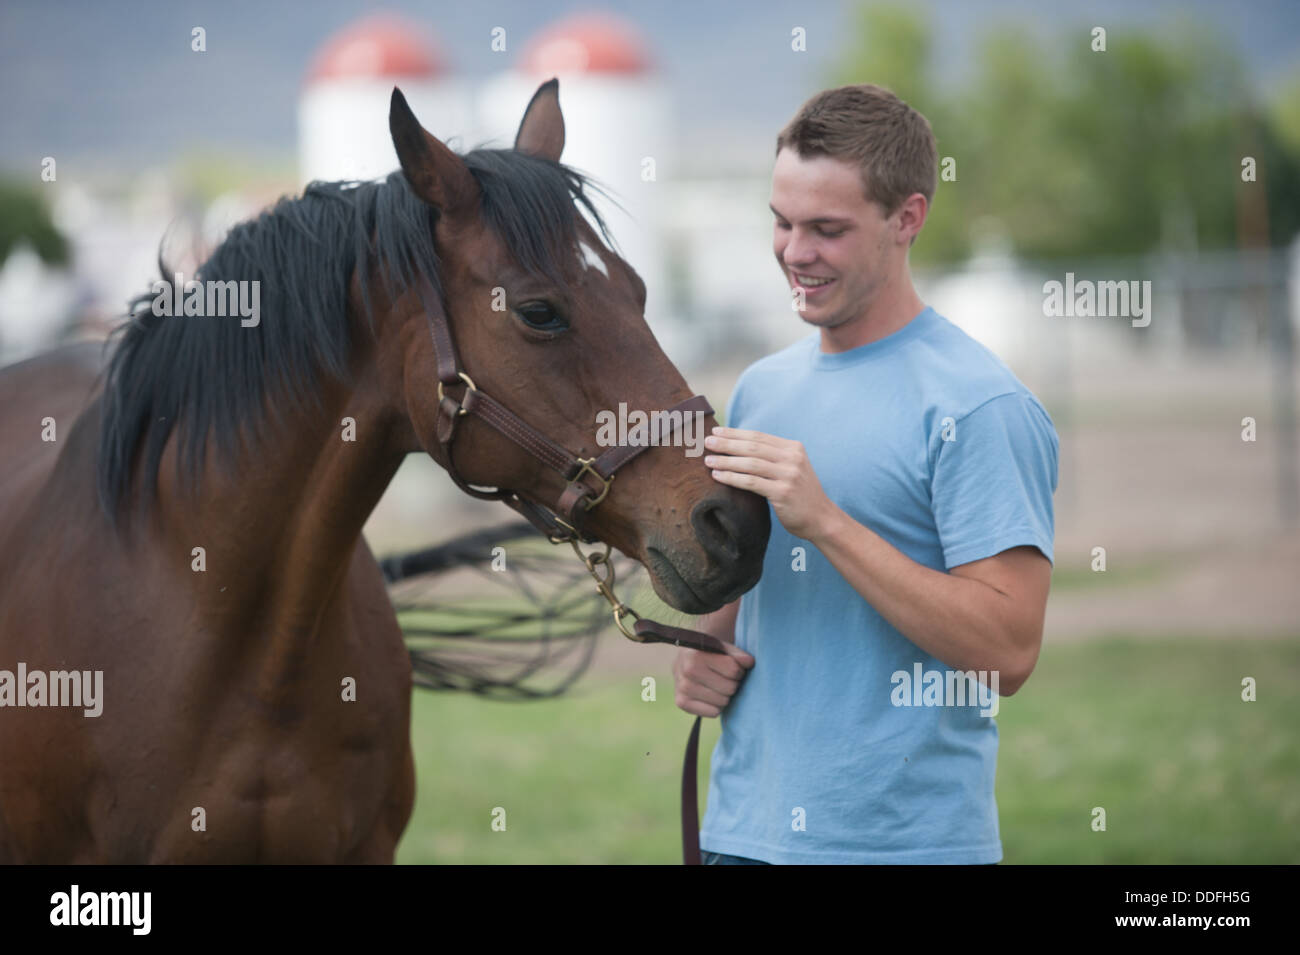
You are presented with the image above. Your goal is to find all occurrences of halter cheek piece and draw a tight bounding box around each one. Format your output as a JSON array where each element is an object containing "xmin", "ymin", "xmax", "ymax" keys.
[{"xmin": 418, "ymin": 275, "xmax": 728, "ymax": 865}]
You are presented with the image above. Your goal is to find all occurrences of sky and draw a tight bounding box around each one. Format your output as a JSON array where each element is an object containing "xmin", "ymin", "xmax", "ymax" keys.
[{"xmin": 1, "ymin": 0, "xmax": 1298, "ymax": 176}]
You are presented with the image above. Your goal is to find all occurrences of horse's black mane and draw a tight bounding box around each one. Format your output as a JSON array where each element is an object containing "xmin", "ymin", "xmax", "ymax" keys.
[{"xmin": 97, "ymin": 149, "xmax": 612, "ymax": 521}]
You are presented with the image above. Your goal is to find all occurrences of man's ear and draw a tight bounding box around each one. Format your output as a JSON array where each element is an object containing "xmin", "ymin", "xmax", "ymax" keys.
[
  {"xmin": 514, "ymin": 78, "xmax": 565, "ymax": 161},
  {"xmin": 896, "ymin": 193, "xmax": 928, "ymax": 246},
  {"xmin": 389, "ymin": 86, "xmax": 479, "ymax": 214}
]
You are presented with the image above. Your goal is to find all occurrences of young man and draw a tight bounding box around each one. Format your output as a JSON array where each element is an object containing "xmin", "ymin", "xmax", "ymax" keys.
[{"xmin": 673, "ymin": 85, "xmax": 1059, "ymax": 865}]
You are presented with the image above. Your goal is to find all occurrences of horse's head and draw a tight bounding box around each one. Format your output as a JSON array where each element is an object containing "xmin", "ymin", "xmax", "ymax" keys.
[{"xmin": 384, "ymin": 80, "xmax": 768, "ymax": 614}]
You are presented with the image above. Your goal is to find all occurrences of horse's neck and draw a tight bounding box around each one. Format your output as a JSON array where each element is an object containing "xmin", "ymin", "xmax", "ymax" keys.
[{"xmin": 156, "ymin": 372, "xmax": 408, "ymax": 643}]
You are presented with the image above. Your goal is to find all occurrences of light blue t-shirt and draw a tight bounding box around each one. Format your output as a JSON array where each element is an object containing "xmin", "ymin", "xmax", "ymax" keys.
[{"xmin": 699, "ymin": 305, "xmax": 1059, "ymax": 864}]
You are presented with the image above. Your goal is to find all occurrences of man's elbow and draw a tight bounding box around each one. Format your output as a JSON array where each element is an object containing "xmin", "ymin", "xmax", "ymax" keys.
[{"xmin": 998, "ymin": 626, "xmax": 1043, "ymax": 697}]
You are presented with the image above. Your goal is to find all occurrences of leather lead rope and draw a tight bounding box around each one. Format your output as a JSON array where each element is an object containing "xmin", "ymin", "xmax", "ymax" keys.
[
  {"xmin": 418, "ymin": 274, "xmax": 728, "ymax": 864},
  {"xmin": 566, "ymin": 542, "xmax": 728, "ymax": 865},
  {"xmin": 631, "ymin": 619, "xmax": 728, "ymax": 866},
  {"xmin": 682, "ymin": 715, "xmax": 706, "ymax": 865}
]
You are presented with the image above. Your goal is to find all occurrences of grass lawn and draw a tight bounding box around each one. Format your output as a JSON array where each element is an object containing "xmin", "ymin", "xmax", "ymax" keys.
[{"xmin": 395, "ymin": 635, "xmax": 1300, "ymax": 864}]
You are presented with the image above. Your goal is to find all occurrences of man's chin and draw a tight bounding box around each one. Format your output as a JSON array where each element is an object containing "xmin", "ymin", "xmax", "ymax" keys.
[{"xmin": 798, "ymin": 307, "xmax": 847, "ymax": 328}]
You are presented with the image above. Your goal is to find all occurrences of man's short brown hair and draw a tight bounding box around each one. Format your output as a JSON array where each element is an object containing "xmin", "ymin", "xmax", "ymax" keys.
[{"xmin": 776, "ymin": 84, "xmax": 938, "ymax": 217}]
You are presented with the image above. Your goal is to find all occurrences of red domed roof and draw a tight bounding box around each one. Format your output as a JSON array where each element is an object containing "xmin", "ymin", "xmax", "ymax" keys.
[
  {"xmin": 306, "ymin": 14, "xmax": 443, "ymax": 84},
  {"xmin": 521, "ymin": 13, "xmax": 651, "ymax": 75}
]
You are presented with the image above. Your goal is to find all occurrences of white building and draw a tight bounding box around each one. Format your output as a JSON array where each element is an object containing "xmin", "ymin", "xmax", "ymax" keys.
[
  {"xmin": 298, "ymin": 13, "xmax": 471, "ymax": 185},
  {"xmin": 477, "ymin": 14, "xmax": 684, "ymax": 357}
]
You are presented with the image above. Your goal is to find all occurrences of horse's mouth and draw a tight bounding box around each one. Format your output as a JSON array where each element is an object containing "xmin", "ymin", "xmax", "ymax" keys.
[{"xmin": 645, "ymin": 545, "xmax": 714, "ymax": 615}]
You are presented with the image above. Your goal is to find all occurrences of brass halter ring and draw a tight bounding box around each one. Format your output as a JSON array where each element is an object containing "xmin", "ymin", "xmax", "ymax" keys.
[
  {"xmin": 572, "ymin": 457, "xmax": 614, "ymax": 508},
  {"xmin": 436, "ymin": 371, "xmax": 478, "ymax": 415}
]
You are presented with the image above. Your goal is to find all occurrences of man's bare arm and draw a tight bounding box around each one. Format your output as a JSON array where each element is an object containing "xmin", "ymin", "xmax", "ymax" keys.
[
  {"xmin": 694, "ymin": 597, "xmax": 740, "ymax": 644},
  {"xmin": 705, "ymin": 426, "xmax": 1050, "ymax": 694},
  {"xmin": 814, "ymin": 517, "xmax": 1050, "ymax": 695}
]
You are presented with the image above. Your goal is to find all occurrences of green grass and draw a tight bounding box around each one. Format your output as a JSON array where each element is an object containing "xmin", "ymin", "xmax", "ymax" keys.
[
  {"xmin": 396, "ymin": 674, "xmax": 709, "ymax": 864},
  {"xmin": 996, "ymin": 636, "xmax": 1300, "ymax": 863},
  {"xmin": 395, "ymin": 635, "xmax": 1300, "ymax": 864},
  {"xmin": 1047, "ymin": 557, "xmax": 1178, "ymax": 592}
]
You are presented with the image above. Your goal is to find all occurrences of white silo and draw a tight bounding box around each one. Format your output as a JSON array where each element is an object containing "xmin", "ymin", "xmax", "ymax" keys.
[
  {"xmin": 477, "ymin": 14, "xmax": 682, "ymax": 356},
  {"xmin": 298, "ymin": 13, "xmax": 472, "ymax": 186}
]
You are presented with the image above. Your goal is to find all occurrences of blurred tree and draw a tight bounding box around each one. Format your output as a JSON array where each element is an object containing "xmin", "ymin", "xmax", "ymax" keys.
[
  {"xmin": 1242, "ymin": 98, "xmax": 1300, "ymax": 249},
  {"xmin": 829, "ymin": 3, "xmax": 970, "ymax": 264},
  {"xmin": 955, "ymin": 26, "xmax": 1072, "ymax": 259},
  {"xmin": 1047, "ymin": 24, "xmax": 1247, "ymax": 258},
  {"xmin": 1270, "ymin": 68, "xmax": 1300, "ymax": 155},
  {"xmin": 829, "ymin": 3, "xmax": 1300, "ymax": 263},
  {"xmin": 0, "ymin": 181, "xmax": 69, "ymax": 267},
  {"xmin": 836, "ymin": 2, "xmax": 933, "ymax": 107}
]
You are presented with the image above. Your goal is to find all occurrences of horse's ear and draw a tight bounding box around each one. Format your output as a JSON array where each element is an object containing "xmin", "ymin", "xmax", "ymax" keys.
[
  {"xmin": 514, "ymin": 78, "xmax": 565, "ymax": 161},
  {"xmin": 389, "ymin": 87, "xmax": 478, "ymax": 214}
]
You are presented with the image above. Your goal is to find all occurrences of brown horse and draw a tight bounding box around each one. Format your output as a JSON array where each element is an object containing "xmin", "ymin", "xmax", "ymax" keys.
[{"xmin": 0, "ymin": 80, "xmax": 768, "ymax": 863}]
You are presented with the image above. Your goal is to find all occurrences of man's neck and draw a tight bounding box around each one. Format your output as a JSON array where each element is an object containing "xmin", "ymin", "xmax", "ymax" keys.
[{"xmin": 818, "ymin": 270, "xmax": 926, "ymax": 354}]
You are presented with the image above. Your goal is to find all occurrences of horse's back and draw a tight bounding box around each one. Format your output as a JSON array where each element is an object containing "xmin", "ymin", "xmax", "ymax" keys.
[{"xmin": 0, "ymin": 341, "xmax": 106, "ymax": 516}]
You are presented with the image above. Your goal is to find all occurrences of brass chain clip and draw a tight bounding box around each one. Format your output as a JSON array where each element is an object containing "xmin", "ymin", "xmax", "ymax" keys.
[{"xmin": 567, "ymin": 538, "xmax": 643, "ymax": 641}]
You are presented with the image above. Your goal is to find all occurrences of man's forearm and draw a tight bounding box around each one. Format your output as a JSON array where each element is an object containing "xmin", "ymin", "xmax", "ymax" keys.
[
  {"xmin": 810, "ymin": 506, "xmax": 1034, "ymax": 691},
  {"xmin": 694, "ymin": 597, "xmax": 740, "ymax": 644}
]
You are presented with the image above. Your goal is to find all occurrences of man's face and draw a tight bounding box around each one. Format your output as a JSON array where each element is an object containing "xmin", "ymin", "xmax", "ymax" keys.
[{"xmin": 770, "ymin": 148, "xmax": 896, "ymax": 330}]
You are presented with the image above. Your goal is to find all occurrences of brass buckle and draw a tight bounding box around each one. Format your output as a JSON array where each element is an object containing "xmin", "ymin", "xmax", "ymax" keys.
[
  {"xmin": 436, "ymin": 371, "xmax": 477, "ymax": 416},
  {"xmin": 572, "ymin": 457, "xmax": 614, "ymax": 509}
]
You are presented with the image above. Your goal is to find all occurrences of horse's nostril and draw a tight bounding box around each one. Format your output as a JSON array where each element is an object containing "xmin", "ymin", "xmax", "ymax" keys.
[{"xmin": 692, "ymin": 499, "xmax": 741, "ymax": 563}]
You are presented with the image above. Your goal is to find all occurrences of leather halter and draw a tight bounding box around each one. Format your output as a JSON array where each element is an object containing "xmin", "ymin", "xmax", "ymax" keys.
[
  {"xmin": 418, "ymin": 275, "xmax": 711, "ymax": 545},
  {"xmin": 417, "ymin": 274, "xmax": 729, "ymax": 865}
]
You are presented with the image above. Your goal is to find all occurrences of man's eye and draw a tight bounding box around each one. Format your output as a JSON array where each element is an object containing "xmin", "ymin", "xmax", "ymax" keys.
[
  {"xmin": 775, "ymin": 220, "xmax": 791, "ymax": 230},
  {"xmin": 818, "ymin": 228, "xmax": 845, "ymax": 238},
  {"xmin": 515, "ymin": 301, "xmax": 567, "ymax": 331}
]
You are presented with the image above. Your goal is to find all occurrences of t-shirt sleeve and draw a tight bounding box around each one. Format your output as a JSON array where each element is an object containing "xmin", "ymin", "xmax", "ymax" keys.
[{"xmin": 930, "ymin": 392, "xmax": 1059, "ymax": 569}]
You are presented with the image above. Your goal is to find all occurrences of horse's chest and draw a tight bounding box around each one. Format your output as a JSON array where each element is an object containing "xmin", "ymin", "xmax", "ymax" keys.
[
  {"xmin": 143, "ymin": 691, "xmax": 410, "ymax": 862},
  {"xmin": 213, "ymin": 652, "xmax": 410, "ymax": 860},
  {"xmin": 125, "ymin": 619, "xmax": 414, "ymax": 863}
]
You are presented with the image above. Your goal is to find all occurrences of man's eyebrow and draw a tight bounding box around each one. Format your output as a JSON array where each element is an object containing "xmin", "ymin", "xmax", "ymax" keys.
[{"xmin": 768, "ymin": 204, "xmax": 853, "ymax": 226}]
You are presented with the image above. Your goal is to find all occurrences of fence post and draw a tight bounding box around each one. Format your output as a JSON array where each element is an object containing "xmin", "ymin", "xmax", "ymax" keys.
[{"xmin": 1270, "ymin": 249, "xmax": 1297, "ymax": 526}]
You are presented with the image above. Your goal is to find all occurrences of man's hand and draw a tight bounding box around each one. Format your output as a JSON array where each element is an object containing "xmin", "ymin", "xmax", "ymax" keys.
[
  {"xmin": 672, "ymin": 643, "xmax": 755, "ymax": 718},
  {"xmin": 672, "ymin": 598, "xmax": 754, "ymax": 718},
  {"xmin": 704, "ymin": 426, "xmax": 837, "ymax": 540}
]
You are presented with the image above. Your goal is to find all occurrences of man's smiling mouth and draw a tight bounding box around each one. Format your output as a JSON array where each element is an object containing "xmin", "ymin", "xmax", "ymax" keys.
[{"xmin": 793, "ymin": 272, "xmax": 836, "ymax": 291}]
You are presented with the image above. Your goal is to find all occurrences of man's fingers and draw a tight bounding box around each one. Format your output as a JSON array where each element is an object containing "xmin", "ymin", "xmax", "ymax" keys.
[
  {"xmin": 706, "ymin": 436, "xmax": 775, "ymax": 458},
  {"xmin": 705, "ymin": 454, "xmax": 781, "ymax": 479},
  {"xmin": 691, "ymin": 659, "xmax": 744, "ymax": 695},
  {"xmin": 712, "ymin": 426, "xmax": 784, "ymax": 448},
  {"xmin": 673, "ymin": 644, "xmax": 755, "ymax": 718},
  {"xmin": 717, "ymin": 642, "xmax": 755, "ymax": 669},
  {"xmin": 680, "ymin": 680, "xmax": 736, "ymax": 711},
  {"xmin": 710, "ymin": 467, "xmax": 778, "ymax": 497},
  {"xmin": 677, "ymin": 698, "xmax": 723, "ymax": 719}
]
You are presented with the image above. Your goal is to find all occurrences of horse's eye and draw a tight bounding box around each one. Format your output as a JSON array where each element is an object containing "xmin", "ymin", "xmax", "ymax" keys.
[{"xmin": 515, "ymin": 301, "xmax": 567, "ymax": 332}]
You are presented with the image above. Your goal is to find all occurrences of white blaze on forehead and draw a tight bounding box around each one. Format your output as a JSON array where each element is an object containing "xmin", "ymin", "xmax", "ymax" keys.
[{"xmin": 579, "ymin": 240, "xmax": 610, "ymax": 278}]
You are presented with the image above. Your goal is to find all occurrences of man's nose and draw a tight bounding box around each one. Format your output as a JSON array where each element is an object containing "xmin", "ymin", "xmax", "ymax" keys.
[{"xmin": 783, "ymin": 232, "xmax": 816, "ymax": 267}]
